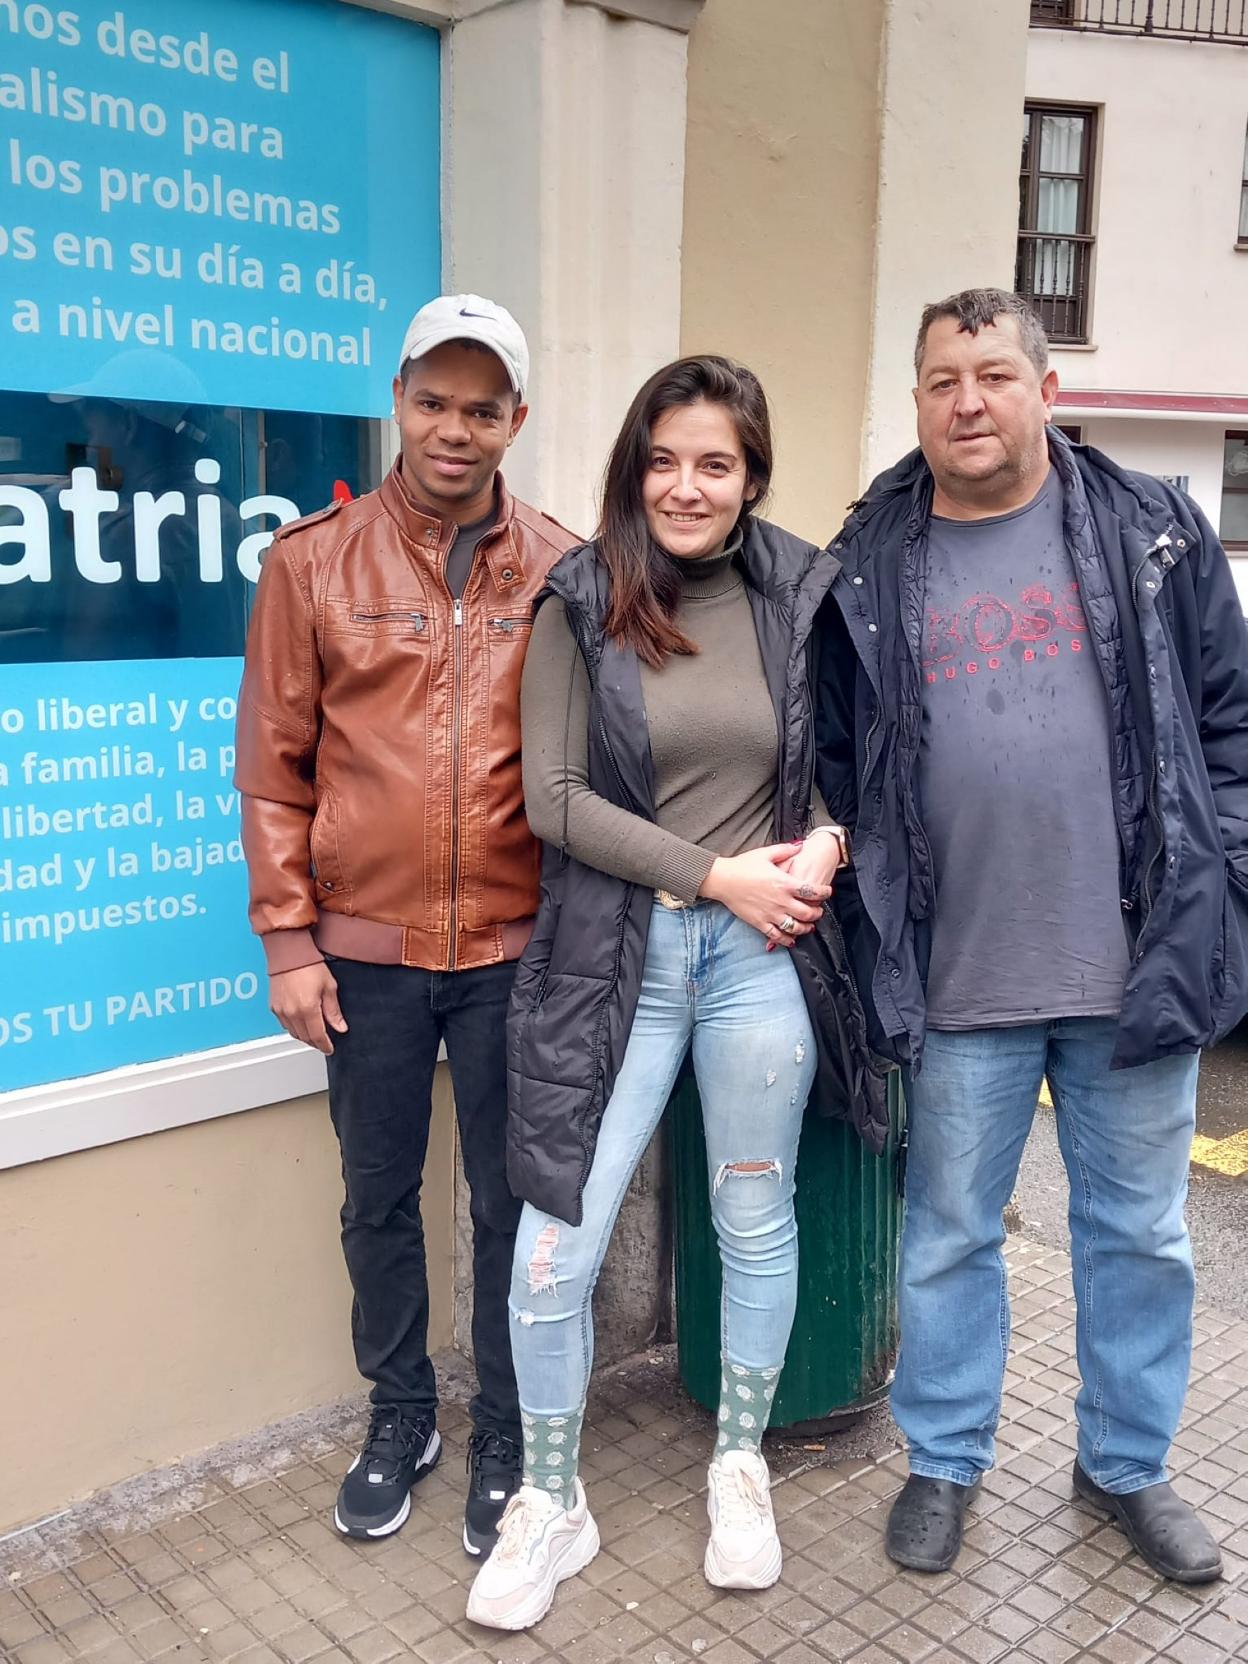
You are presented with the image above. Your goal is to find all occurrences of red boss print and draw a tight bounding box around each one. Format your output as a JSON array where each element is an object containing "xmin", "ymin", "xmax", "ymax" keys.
[{"xmin": 924, "ymin": 581, "xmax": 1087, "ymax": 685}]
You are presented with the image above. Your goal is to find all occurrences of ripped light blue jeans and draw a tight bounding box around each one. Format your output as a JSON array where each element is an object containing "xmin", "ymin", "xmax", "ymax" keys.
[{"xmin": 509, "ymin": 898, "xmax": 817, "ymax": 1419}]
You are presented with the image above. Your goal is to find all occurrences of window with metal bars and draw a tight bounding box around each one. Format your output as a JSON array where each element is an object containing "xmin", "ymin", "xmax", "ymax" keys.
[{"xmin": 1016, "ymin": 103, "xmax": 1097, "ymax": 344}]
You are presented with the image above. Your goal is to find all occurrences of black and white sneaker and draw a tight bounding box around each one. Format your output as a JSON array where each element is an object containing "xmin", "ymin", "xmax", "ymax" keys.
[
  {"xmin": 334, "ymin": 1406, "xmax": 441, "ymax": 1539},
  {"xmin": 463, "ymin": 1430, "xmax": 523, "ymax": 1558}
]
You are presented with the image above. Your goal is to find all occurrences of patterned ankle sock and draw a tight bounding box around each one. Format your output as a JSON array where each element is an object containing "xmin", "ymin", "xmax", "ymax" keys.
[
  {"xmin": 715, "ymin": 1362, "xmax": 782, "ymax": 1459},
  {"xmin": 520, "ymin": 1408, "xmax": 583, "ymax": 1511}
]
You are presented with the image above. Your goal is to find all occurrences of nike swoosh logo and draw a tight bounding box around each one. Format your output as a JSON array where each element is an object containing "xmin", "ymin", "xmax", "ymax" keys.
[{"xmin": 459, "ymin": 307, "xmax": 493, "ymax": 319}]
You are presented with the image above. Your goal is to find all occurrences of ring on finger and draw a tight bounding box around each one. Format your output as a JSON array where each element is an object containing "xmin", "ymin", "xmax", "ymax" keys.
[{"xmin": 779, "ymin": 914, "xmax": 797, "ymax": 935}]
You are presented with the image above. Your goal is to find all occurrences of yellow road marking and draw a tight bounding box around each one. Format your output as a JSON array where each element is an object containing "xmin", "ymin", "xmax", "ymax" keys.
[
  {"xmin": 1190, "ymin": 1131, "xmax": 1248, "ymax": 1178},
  {"xmin": 1040, "ymin": 1081, "xmax": 1246, "ymax": 1177}
]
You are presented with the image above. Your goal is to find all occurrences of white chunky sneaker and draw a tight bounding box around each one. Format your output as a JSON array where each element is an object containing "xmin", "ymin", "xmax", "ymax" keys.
[
  {"xmin": 704, "ymin": 1450, "xmax": 783, "ymax": 1589},
  {"xmin": 465, "ymin": 1479, "xmax": 600, "ymax": 1631}
]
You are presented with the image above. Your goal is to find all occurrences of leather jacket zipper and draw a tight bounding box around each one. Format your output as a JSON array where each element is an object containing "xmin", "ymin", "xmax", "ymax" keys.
[
  {"xmin": 446, "ymin": 528, "xmax": 493, "ymax": 970},
  {"xmin": 350, "ymin": 609, "xmax": 426, "ymax": 629},
  {"xmin": 448, "ymin": 596, "xmax": 464, "ymax": 970}
]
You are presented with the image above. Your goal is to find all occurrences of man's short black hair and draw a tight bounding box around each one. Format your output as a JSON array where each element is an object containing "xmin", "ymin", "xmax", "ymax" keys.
[{"xmin": 914, "ymin": 289, "xmax": 1049, "ymax": 380}]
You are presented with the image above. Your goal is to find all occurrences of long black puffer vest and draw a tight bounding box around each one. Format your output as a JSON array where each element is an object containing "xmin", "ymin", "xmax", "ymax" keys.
[{"xmin": 506, "ymin": 517, "xmax": 889, "ymax": 1227}]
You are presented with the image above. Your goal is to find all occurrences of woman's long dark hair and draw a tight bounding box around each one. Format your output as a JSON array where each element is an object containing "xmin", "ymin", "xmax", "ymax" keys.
[{"xmin": 597, "ymin": 355, "xmax": 773, "ymax": 668}]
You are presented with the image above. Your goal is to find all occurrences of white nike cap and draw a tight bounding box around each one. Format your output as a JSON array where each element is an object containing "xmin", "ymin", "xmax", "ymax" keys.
[{"xmin": 397, "ymin": 293, "xmax": 529, "ymax": 397}]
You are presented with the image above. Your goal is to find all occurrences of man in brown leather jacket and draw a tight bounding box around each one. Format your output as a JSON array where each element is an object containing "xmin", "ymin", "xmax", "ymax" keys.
[{"xmin": 235, "ymin": 294, "xmax": 577, "ymax": 1557}]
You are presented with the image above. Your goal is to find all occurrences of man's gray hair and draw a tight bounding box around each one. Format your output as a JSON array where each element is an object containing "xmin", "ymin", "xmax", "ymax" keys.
[{"xmin": 914, "ymin": 289, "xmax": 1049, "ymax": 380}]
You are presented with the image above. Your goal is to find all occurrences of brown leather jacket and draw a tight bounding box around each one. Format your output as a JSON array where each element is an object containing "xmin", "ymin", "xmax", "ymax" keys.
[{"xmin": 235, "ymin": 461, "xmax": 578, "ymax": 975}]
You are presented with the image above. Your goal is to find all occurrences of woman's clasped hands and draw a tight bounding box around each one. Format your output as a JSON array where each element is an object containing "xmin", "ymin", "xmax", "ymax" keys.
[{"xmin": 701, "ymin": 833, "xmax": 842, "ymax": 947}]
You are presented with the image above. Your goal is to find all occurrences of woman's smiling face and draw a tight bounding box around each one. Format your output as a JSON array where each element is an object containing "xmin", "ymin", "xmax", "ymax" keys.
[{"xmin": 642, "ymin": 400, "xmax": 756, "ymax": 561}]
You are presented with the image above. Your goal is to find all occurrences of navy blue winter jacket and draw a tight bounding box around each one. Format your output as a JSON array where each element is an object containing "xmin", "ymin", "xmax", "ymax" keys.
[{"xmin": 815, "ymin": 428, "xmax": 1248, "ymax": 1071}]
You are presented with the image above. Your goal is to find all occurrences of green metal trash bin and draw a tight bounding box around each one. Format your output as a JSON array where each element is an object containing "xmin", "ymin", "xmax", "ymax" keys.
[{"xmin": 668, "ymin": 1071, "xmax": 902, "ymax": 1430}]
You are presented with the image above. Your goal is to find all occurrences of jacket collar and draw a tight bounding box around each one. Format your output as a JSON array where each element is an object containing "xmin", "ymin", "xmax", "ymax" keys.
[
  {"xmin": 841, "ymin": 426, "xmax": 1178, "ymax": 553},
  {"xmin": 378, "ymin": 460, "xmax": 530, "ymax": 597},
  {"xmin": 737, "ymin": 515, "xmax": 827, "ymax": 601},
  {"xmin": 546, "ymin": 516, "xmax": 830, "ymax": 634},
  {"xmin": 1050, "ymin": 427, "xmax": 1177, "ymax": 545}
]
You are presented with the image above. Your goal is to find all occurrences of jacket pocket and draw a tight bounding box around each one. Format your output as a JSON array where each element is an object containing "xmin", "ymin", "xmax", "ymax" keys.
[
  {"xmin": 1212, "ymin": 856, "xmax": 1248, "ymax": 1038},
  {"xmin": 310, "ymin": 788, "xmax": 349, "ymax": 899},
  {"xmin": 321, "ymin": 597, "xmax": 435, "ymax": 675},
  {"xmin": 328, "ymin": 596, "xmax": 431, "ymax": 637}
]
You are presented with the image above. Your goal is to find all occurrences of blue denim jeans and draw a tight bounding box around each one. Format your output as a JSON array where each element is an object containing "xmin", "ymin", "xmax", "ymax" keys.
[
  {"xmin": 894, "ymin": 1017, "xmax": 1199, "ymax": 1495},
  {"xmin": 509, "ymin": 898, "xmax": 817, "ymax": 1418}
]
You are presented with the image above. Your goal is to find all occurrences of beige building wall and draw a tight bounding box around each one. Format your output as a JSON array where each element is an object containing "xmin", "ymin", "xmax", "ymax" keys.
[
  {"xmin": 0, "ymin": 1079, "xmax": 456, "ymax": 1535},
  {"xmin": 681, "ymin": 0, "xmax": 886, "ymax": 543},
  {"xmin": 681, "ymin": 0, "xmax": 1030, "ymax": 538}
]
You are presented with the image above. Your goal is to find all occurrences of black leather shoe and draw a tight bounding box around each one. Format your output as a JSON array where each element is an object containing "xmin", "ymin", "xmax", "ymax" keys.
[
  {"xmin": 1072, "ymin": 1462, "xmax": 1223, "ymax": 1584},
  {"xmin": 885, "ymin": 1474, "xmax": 981, "ymax": 1573}
]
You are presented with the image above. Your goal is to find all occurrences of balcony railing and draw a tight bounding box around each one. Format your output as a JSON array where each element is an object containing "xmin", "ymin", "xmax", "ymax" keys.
[
  {"xmin": 1030, "ymin": 0, "xmax": 1248, "ymax": 41},
  {"xmin": 1015, "ymin": 232, "xmax": 1095, "ymax": 343}
]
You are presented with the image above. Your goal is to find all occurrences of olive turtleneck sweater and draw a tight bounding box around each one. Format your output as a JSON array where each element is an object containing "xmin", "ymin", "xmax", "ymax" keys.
[{"xmin": 520, "ymin": 531, "xmax": 829, "ymax": 903}]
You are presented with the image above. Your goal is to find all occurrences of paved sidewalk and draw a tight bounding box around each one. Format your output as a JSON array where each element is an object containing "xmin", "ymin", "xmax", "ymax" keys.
[{"xmin": 4, "ymin": 1241, "xmax": 1248, "ymax": 1664}]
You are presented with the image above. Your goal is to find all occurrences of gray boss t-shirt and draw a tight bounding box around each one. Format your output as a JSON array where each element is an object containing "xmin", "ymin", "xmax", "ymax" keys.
[{"xmin": 919, "ymin": 466, "xmax": 1130, "ymax": 1029}]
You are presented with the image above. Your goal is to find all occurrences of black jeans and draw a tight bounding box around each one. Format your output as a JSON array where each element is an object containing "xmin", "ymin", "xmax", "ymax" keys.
[{"xmin": 325, "ymin": 956, "xmax": 521, "ymax": 1440}]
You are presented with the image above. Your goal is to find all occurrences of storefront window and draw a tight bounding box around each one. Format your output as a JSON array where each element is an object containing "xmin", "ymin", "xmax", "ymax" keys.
[
  {"xmin": 0, "ymin": 391, "xmax": 381, "ymax": 663},
  {"xmin": 0, "ymin": 0, "xmax": 438, "ymax": 1098}
]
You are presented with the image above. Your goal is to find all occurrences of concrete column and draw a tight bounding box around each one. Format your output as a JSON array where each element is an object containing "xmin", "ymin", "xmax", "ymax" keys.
[
  {"xmin": 680, "ymin": 0, "xmax": 1030, "ymax": 536},
  {"xmin": 681, "ymin": 0, "xmax": 888, "ymax": 543},
  {"xmin": 446, "ymin": 0, "xmax": 699, "ymax": 1369},
  {"xmin": 446, "ymin": 0, "xmax": 695, "ymax": 537}
]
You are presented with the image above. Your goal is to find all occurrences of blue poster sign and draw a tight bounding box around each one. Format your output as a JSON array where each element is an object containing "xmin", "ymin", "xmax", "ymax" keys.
[
  {"xmin": 0, "ymin": 0, "xmax": 440, "ymax": 1098},
  {"xmin": 0, "ymin": 0, "xmax": 440, "ymax": 417},
  {"xmin": 0, "ymin": 656, "xmax": 276, "ymax": 1091}
]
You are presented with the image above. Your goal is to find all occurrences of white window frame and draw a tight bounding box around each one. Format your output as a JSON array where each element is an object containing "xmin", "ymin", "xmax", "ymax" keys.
[{"xmin": 0, "ymin": 1039, "xmax": 329, "ymax": 1170}]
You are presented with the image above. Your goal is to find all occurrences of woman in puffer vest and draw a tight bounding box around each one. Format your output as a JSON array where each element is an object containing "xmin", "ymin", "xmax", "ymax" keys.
[{"xmin": 468, "ymin": 356, "xmax": 853, "ymax": 1631}]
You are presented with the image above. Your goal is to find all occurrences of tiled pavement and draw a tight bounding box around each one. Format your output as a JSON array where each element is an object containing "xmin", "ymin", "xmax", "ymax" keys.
[{"xmin": 5, "ymin": 1240, "xmax": 1248, "ymax": 1664}]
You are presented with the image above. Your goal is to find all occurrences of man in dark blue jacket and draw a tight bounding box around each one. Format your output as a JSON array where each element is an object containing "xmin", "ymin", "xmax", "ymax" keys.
[{"xmin": 817, "ymin": 288, "xmax": 1248, "ymax": 1583}]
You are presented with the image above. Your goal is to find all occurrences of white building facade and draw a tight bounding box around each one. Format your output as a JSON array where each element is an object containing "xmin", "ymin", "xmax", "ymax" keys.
[{"xmin": 1023, "ymin": 1, "xmax": 1248, "ymax": 605}]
